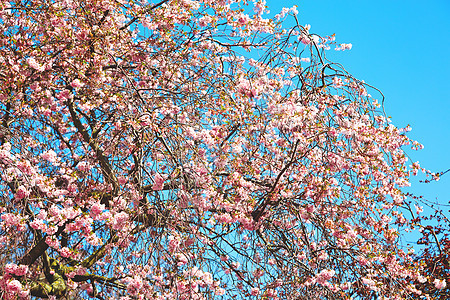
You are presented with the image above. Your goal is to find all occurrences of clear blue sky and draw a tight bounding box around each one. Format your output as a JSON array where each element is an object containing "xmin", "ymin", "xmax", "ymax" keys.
[{"xmin": 264, "ymin": 1, "xmax": 450, "ymax": 220}]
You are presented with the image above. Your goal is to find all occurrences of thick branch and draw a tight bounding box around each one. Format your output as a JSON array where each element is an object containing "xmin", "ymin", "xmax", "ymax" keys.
[
  {"xmin": 30, "ymin": 259, "xmax": 67, "ymax": 298},
  {"xmin": 20, "ymin": 224, "xmax": 66, "ymax": 266}
]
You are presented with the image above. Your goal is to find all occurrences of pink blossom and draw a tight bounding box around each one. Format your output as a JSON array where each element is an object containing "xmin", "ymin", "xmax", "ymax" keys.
[
  {"xmin": 77, "ymin": 161, "xmax": 91, "ymax": 172},
  {"xmin": 127, "ymin": 276, "xmax": 143, "ymax": 295},
  {"xmin": 175, "ymin": 252, "xmax": 189, "ymax": 266},
  {"xmin": 415, "ymin": 205, "xmax": 423, "ymax": 215},
  {"xmin": 362, "ymin": 277, "xmax": 378, "ymax": 291},
  {"xmin": 198, "ymin": 15, "xmax": 212, "ymax": 27},
  {"xmin": 168, "ymin": 235, "xmax": 181, "ymax": 252},
  {"xmin": 118, "ymin": 176, "xmax": 127, "ymax": 184},
  {"xmin": 1, "ymin": 213, "xmax": 21, "ymax": 227},
  {"xmin": 253, "ymin": 269, "xmax": 265, "ymax": 279},
  {"xmin": 298, "ymin": 33, "xmax": 310, "ymax": 45},
  {"xmin": 266, "ymin": 288, "xmax": 277, "ymax": 298},
  {"xmin": 15, "ymin": 264, "xmax": 28, "ymax": 276},
  {"xmin": 335, "ymin": 43, "xmax": 352, "ymax": 51},
  {"xmin": 417, "ymin": 275, "xmax": 427, "ymax": 283},
  {"xmin": 217, "ymin": 213, "xmax": 233, "ymax": 224},
  {"xmin": 30, "ymin": 219, "xmax": 45, "ymax": 231},
  {"xmin": 434, "ymin": 279, "xmax": 446, "ymax": 289},
  {"xmin": 236, "ymin": 13, "xmax": 251, "ymax": 26},
  {"xmin": 202, "ymin": 272, "xmax": 214, "ymax": 285},
  {"xmin": 316, "ymin": 269, "xmax": 335, "ymax": 285},
  {"xmin": 112, "ymin": 212, "xmax": 129, "ymax": 230},
  {"xmin": 231, "ymin": 261, "xmax": 240, "ymax": 269},
  {"xmin": 60, "ymin": 247, "xmax": 72, "ymax": 258},
  {"xmin": 250, "ymin": 287, "xmax": 260, "ymax": 296},
  {"xmin": 41, "ymin": 150, "xmax": 58, "ymax": 163},
  {"xmin": 90, "ymin": 203, "xmax": 105, "ymax": 218},
  {"xmin": 27, "ymin": 57, "xmax": 43, "ymax": 71},
  {"xmin": 300, "ymin": 57, "xmax": 311, "ymax": 63},
  {"xmin": 214, "ymin": 287, "xmax": 225, "ymax": 296},
  {"xmin": 332, "ymin": 76, "xmax": 343, "ymax": 88},
  {"xmin": 87, "ymin": 234, "xmax": 101, "ymax": 246},
  {"xmin": 238, "ymin": 217, "xmax": 255, "ymax": 230},
  {"xmin": 0, "ymin": 145, "xmax": 11, "ymax": 161},
  {"xmin": 45, "ymin": 236, "xmax": 60, "ymax": 248},
  {"xmin": 15, "ymin": 185, "xmax": 30, "ymax": 200},
  {"xmin": 17, "ymin": 160, "xmax": 34, "ymax": 175},
  {"xmin": 6, "ymin": 279, "xmax": 23, "ymax": 293},
  {"xmin": 152, "ymin": 173, "xmax": 165, "ymax": 191},
  {"xmin": 5, "ymin": 263, "xmax": 16, "ymax": 274},
  {"xmin": 71, "ymin": 79, "xmax": 83, "ymax": 88}
]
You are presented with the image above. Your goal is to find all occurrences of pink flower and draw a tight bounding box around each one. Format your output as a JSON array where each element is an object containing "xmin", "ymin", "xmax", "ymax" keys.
[
  {"xmin": 217, "ymin": 213, "xmax": 233, "ymax": 224},
  {"xmin": 215, "ymin": 287, "xmax": 226, "ymax": 296},
  {"xmin": 15, "ymin": 185, "xmax": 30, "ymax": 200},
  {"xmin": 1, "ymin": 213, "xmax": 21, "ymax": 227},
  {"xmin": 0, "ymin": 145, "xmax": 11, "ymax": 161},
  {"xmin": 231, "ymin": 261, "xmax": 240, "ymax": 269},
  {"xmin": 45, "ymin": 236, "xmax": 60, "ymax": 248},
  {"xmin": 152, "ymin": 173, "xmax": 165, "ymax": 191},
  {"xmin": 6, "ymin": 279, "xmax": 23, "ymax": 293},
  {"xmin": 335, "ymin": 43, "xmax": 352, "ymax": 51},
  {"xmin": 362, "ymin": 277, "xmax": 378, "ymax": 291},
  {"xmin": 60, "ymin": 247, "xmax": 72, "ymax": 258},
  {"xmin": 168, "ymin": 235, "xmax": 180, "ymax": 252},
  {"xmin": 27, "ymin": 57, "xmax": 44, "ymax": 71},
  {"xmin": 250, "ymin": 287, "xmax": 260, "ymax": 296},
  {"xmin": 30, "ymin": 219, "xmax": 45, "ymax": 230},
  {"xmin": 298, "ymin": 33, "xmax": 310, "ymax": 45},
  {"xmin": 77, "ymin": 161, "xmax": 91, "ymax": 172},
  {"xmin": 417, "ymin": 275, "xmax": 427, "ymax": 283},
  {"xmin": 415, "ymin": 205, "xmax": 423, "ymax": 215},
  {"xmin": 253, "ymin": 269, "xmax": 265, "ymax": 279},
  {"xmin": 202, "ymin": 272, "xmax": 214, "ymax": 285},
  {"xmin": 238, "ymin": 217, "xmax": 255, "ymax": 230},
  {"xmin": 112, "ymin": 212, "xmax": 129, "ymax": 230},
  {"xmin": 266, "ymin": 288, "xmax": 277, "ymax": 297},
  {"xmin": 71, "ymin": 79, "xmax": 83, "ymax": 88},
  {"xmin": 198, "ymin": 15, "xmax": 211, "ymax": 27},
  {"xmin": 316, "ymin": 269, "xmax": 335, "ymax": 285},
  {"xmin": 15, "ymin": 264, "xmax": 28, "ymax": 276},
  {"xmin": 236, "ymin": 13, "xmax": 250, "ymax": 26},
  {"xmin": 332, "ymin": 76, "xmax": 343, "ymax": 88},
  {"xmin": 175, "ymin": 253, "xmax": 188, "ymax": 266},
  {"xmin": 5, "ymin": 264, "xmax": 16, "ymax": 274},
  {"xmin": 90, "ymin": 203, "xmax": 105, "ymax": 218},
  {"xmin": 41, "ymin": 150, "xmax": 58, "ymax": 163},
  {"xmin": 17, "ymin": 160, "xmax": 34, "ymax": 175},
  {"xmin": 434, "ymin": 279, "xmax": 446, "ymax": 289},
  {"xmin": 127, "ymin": 276, "xmax": 143, "ymax": 295}
]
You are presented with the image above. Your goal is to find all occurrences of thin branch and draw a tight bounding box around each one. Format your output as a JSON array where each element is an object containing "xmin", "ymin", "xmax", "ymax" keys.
[{"xmin": 119, "ymin": 0, "xmax": 172, "ymax": 30}]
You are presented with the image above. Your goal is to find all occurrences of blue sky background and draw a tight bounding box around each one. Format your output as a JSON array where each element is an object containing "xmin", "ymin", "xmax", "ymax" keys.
[{"xmin": 264, "ymin": 0, "xmax": 450, "ymax": 245}]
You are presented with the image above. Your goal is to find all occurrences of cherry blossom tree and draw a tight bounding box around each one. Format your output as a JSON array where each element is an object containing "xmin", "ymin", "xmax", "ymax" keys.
[{"xmin": 0, "ymin": 0, "xmax": 429, "ymax": 299}]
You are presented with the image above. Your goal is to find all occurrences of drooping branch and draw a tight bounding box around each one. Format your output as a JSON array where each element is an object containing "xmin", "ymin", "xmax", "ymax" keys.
[
  {"xmin": 66, "ymin": 96, "xmax": 118, "ymax": 196},
  {"xmin": 252, "ymin": 140, "xmax": 302, "ymax": 222}
]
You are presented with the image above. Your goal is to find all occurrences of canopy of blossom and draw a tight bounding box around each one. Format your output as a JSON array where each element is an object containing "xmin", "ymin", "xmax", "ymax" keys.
[{"xmin": 0, "ymin": 0, "xmax": 429, "ymax": 299}]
